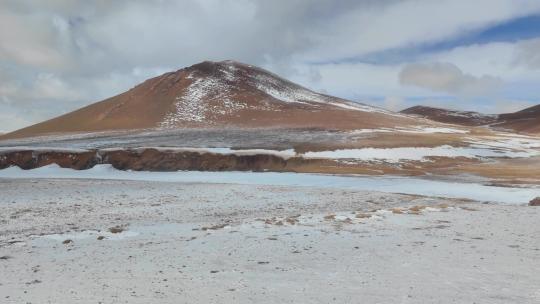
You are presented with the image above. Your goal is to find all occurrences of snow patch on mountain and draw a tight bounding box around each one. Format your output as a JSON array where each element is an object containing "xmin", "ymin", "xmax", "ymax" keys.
[
  {"xmin": 445, "ymin": 110, "xmax": 498, "ymax": 119},
  {"xmin": 159, "ymin": 61, "xmax": 403, "ymax": 128},
  {"xmin": 160, "ymin": 69, "xmax": 246, "ymax": 127}
]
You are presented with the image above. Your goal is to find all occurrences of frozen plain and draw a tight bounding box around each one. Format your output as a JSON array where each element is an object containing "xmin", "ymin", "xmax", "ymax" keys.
[
  {"xmin": 1, "ymin": 173, "xmax": 539, "ymax": 303},
  {"xmin": 0, "ymin": 127, "xmax": 539, "ymax": 303}
]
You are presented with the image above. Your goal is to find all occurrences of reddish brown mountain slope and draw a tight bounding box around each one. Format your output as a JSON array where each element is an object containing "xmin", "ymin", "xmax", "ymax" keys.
[
  {"xmin": 494, "ymin": 104, "xmax": 540, "ymax": 134},
  {"xmin": 2, "ymin": 60, "xmax": 416, "ymax": 140}
]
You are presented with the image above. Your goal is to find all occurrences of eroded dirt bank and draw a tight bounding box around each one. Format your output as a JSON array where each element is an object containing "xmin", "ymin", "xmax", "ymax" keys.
[
  {"xmin": 0, "ymin": 149, "xmax": 315, "ymax": 172},
  {"xmin": 0, "ymin": 148, "xmax": 426, "ymax": 175},
  {"xmin": 1, "ymin": 149, "xmax": 540, "ymax": 185}
]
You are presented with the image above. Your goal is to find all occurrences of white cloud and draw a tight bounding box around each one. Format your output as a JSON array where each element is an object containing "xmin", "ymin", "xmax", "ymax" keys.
[
  {"xmin": 291, "ymin": 62, "xmax": 404, "ymax": 98},
  {"xmin": 399, "ymin": 62, "xmax": 503, "ymax": 96},
  {"xmin": 515, "ymin": 38, "xmax": 540, "ymax": 69},
  {"xmin": 0, "ymin": 103, "xmax": 38, "ymax": 132},
  {"xmin": 303, "ymin": 0, "xmax": 540, "ymax": 61},
  {"xmin": 409, "ymin": 39, "xmax": 540, "ymax": 106},
  {"xmin": 493, "ymin": 100, "xmax": 536, "ymax": 113},
  {"xmin": 427, "ymin": 41, "xmax": 540, "ymax": 81},
  {"xmin": 0, "ymin": 72, "xmax": 79, "ymax": 103},
  {"xmin": 382, "ymin": 96, "xmax": 406, "ymax": 112},
  {"xmin": 0, "ymin": 0, "xmax": 539, "ymax": 131},
  {"xmin": 0, "ymin": 9, "xmax": 66, "ymax": 68}
]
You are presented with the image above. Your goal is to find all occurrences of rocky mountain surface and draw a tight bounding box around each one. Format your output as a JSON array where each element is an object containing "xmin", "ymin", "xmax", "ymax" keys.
[{"xmin": 2, "ymin": 60, "xmax": 416, "ymax": 140}]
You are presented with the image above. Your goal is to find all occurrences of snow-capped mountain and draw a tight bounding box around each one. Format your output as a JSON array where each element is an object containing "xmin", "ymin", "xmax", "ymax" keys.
[{"xmin": 2, "ymin": 60, "xmax": 416, "ymax": 139}]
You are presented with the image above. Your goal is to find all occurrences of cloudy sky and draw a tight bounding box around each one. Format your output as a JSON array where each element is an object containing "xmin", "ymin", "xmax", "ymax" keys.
[{"xmin": 1, "ymin": 0, "xmax": 540, "ymax": 132}]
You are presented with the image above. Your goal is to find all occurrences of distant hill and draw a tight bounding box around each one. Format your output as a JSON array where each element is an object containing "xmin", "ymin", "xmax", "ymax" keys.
[
  {"xmin": 400, "ymin": 106, "xmax": 498, "ymax": 126},
  {"xmin": 495, "ymin": 104, "xmax": 540, "ymax": 134},
  {"xmin": 401, "ymin": 105, "xmax": 540, "ymax": 134},
  {"xmin": 2, "ymin": 60, "xmax": 416, "ymax": 140}
]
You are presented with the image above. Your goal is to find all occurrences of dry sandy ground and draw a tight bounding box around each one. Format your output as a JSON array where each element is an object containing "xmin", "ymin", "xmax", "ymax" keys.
[{"xmin": 1, "ymin": 179, "xmax": 539, "ymax": 303}]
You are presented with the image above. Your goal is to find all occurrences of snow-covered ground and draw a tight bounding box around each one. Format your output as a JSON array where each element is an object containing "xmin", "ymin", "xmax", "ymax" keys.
[
  {"xmin": 350, "ymin": 126, "xmax": 469, "ymax": 134},
  {"xmin": 1, "ymin": 127, "xmax": 538, "ymax": 166},
  {"xmin": 1, "ymin": 129, "xmax": 539, "ymax": 166},
  {"xmin": 0, "ymin": 128, "xmax": 351, "ymax": 150},
  {"xmin": 331, "ymin": 130, "xmax": 540, "ymax": 162},
  {"xmin": 0, "ymin": 164, "xmax": 538, "ymax": 204},
  {"xmin": 0, "ymin": 179, "xmax": 539, "ymax": 303},
  {"xmin": 303, "ymin": 144, "xmax": 538, "ymax": 162}
]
